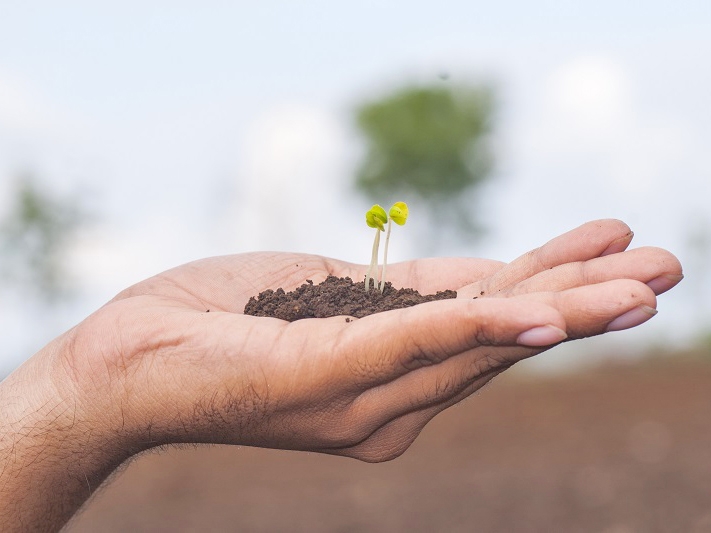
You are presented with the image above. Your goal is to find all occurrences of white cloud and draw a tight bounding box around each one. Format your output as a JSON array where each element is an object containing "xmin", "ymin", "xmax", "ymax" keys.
[
  {"xmin": 513, "ymin": 55, "xmax": 698, "ymax": 205},
  {"xmin": 547, "ymin": 56, "xmax": 632, "ymax": 135},
  {"xmin": 67, "ymin": 216, "xmax": 217, "ymax": 305},
  {"xmin": 0, "ymin": 70, "xmax": 97, "ymax": 213},
  {"xmin": 230, "ymin": 104, "xmax": 364, "ymax": 257},
  {"xmin": 0, "ymin": 71, "xmax": 91, "ymax": 142},
  {"xmin": 0, "ymin": 74, "xmax": 51, "ymax": 134}
]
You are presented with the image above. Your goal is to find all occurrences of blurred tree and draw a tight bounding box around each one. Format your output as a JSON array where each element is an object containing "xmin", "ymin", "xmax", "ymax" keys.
[
  {"xmin": 354, "ymin": 83, "xmax": 495, "ymax": 247},
  {"xmin": 0, "ymin": 175, "xmax": 85, "ymax": 302}
]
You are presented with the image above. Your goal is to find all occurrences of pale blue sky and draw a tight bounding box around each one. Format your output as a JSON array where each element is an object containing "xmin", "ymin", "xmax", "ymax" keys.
[{"xmin": 1, "ymin": 1, "xmax": 710, "ymax": 373}]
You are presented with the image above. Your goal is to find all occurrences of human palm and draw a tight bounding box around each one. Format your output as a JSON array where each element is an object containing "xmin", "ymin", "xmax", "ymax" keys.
[{"xmin": 64, "ymin": 220, "xmax": 681, "ymax": 462}]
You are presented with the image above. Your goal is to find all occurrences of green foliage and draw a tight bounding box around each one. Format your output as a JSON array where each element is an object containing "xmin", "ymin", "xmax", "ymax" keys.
[
  {"xmin": 0, "ymin": 176, "xmax": 85, "ymax": 301},
  {"xmin": 355, "ymin": 83, "xmax": 494, "ymax": 242}
]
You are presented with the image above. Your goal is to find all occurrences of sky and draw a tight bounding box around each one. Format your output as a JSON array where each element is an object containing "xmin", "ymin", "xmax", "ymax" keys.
[{"xmin": 1, "ymin": 1, "xmax": 710, "ymax": 375}]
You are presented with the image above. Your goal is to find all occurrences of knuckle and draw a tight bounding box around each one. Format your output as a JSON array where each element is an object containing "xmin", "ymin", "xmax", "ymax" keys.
[
  {"xmin": 432, "ymin": 373, "xmax": 461, "ymax": 399},
  {"xmin": 400, "ymin": 323, "xmax": 445, "ymax": 371},
  {"xmin": 345, "ymin": 353, "xmax": 384, "ymax": 382},
  {"xmin": 456, "ymin": 343, "xmax": 515, "ymax": 381},
  {"xmin": 477, "ymin": 351, "xmax": 511, "ymax": 375},
  {"xmin": 471, "ymin": 316, "xmax": 500, "ymax": 347},
  {"xmin": 403, "ymin": 339, "xmax": 438, "ymax": 371}
]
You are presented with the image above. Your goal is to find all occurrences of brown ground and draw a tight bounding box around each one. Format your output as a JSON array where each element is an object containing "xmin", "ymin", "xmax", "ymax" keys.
[{"xmin": 68, "ymin": 354, "xmax": 711, "ymax": 533}]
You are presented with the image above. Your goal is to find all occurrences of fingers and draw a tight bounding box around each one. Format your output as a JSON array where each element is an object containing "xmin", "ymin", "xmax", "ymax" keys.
[
  {"xmin": 332, "ymin": 281, "xmax": 655, "ymax": 463},
  {"xmin": 516, "ymin": 278, "xmax": 657, "ymax": 339},
  {"xmin": 342, "ymin": 278, "xmax": 657, "ymax": 452},
  {"xmin": 458, "ymin": 219, "xmax": 633, "ymax": 298},
  {"xmin": 344, "ymin": 348, "xmax": 517, "ymax": 454},
  {"xmin": 341, "ymin": 298, "xmax": 567, "ymax": 389},
  {"xmin": 325, "ymin": 374, "xmax": 496, "ymax": 462},
  {"xmin": 506, "ymin": 246, "xmax": 683, "ymax": 297},
  {"xmin": 349, "ymin": 277, "xmax": 650, "ymax": 394}
]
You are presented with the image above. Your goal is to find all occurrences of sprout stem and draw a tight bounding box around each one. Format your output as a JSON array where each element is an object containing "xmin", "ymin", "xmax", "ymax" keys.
[
  {"xmin": 379, "ymin": 219, "xmax": 393, "ymax": 292},
  {"xmin": 365, "ymin": 228, "xmax": 381, "ymax": 291}
]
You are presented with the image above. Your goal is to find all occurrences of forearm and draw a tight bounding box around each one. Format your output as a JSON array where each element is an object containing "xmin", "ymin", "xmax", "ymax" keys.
[{"xmin": 0, "ymin": 338, "xmax": 134, "ymax": 532}]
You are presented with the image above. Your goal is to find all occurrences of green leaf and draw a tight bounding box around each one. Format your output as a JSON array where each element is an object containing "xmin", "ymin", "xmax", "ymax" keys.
[
  {"xmin": 389, "ymin": 202, "xmax": 409, "ymax": 225},
  {"xmin": 365, "ymin": 204, "xmax": 387, "ymax": 231}
]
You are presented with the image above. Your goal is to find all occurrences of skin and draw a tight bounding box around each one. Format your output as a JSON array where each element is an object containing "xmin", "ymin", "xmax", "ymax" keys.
[{"xmin": 0, "ymin": 219, "xmax": 682, "ymax": 532}]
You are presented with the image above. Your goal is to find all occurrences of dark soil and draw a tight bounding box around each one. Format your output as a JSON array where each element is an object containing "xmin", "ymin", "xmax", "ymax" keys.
[{"xmin": 244, "ymin": 275, "xmax": 457, "ymax": 321}]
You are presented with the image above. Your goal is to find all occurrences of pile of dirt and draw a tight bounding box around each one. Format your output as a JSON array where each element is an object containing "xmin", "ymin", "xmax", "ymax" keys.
[{"xmin": 244, "ymin": 275, "xmax": 457, "ymax": 321}]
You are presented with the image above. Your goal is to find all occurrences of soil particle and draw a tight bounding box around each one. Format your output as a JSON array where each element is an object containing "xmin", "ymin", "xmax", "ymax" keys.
[{"xmin": 244, "ymin": 275, "xmax": 457, "ymax": 321}]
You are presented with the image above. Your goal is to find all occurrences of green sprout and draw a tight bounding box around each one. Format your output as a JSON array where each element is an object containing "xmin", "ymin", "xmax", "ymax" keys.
[
  {"xmin": 380, "ymin": 201, "xmax": 408, "ymax": 291},
  {"xmin": 364, "ymin": 202, "xmax": 409, "ymax": 292},
  {"xmin": 364, "ymin": 204, "xmax": 387, "ymax": 291}
]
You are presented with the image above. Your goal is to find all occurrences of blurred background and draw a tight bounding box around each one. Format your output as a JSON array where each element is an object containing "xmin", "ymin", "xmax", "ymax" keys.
[{"xmin": 1, "ymin": 1, "xmax": 710, "ymax": 531}]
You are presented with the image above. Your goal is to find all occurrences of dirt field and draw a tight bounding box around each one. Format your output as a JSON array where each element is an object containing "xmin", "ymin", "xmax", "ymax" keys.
[{"xmin": 68, "ymin": 355, "xmax": 711, "ymax": 533}]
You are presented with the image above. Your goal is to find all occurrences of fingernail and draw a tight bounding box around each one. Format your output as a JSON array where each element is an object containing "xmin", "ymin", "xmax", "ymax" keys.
[
  {"xmin": 517, "ymin": 325, "xmax": 568, "ymax": 347},
  {"xmin": 647, "ymin": 274, "xmax": 684, "ymax": 295},
  {"xmin": 601, "ymin": 231, "xmax": 634, "ymax": 256},
  {"xmin": 606, "ymin": 305, "xmax": 658, "ymax": 332}
]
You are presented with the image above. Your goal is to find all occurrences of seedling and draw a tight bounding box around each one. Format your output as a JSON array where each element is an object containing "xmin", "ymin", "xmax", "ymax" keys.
[
  {"xmin": 364, "ymin": 202, "xmax": 409, "ymax": 292},
  {"xmin": 380, "ymin": 202, "xmax": 408, "ymax": 291},
  {"xmin": 364, "ymin": 204, "xmax": 387, "ymax": 291}
]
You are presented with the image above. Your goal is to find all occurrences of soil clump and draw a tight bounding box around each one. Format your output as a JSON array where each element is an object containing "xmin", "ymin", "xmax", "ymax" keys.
[{"xmin": 244, "ymin": 275, "xmax": 457, "ymax": 321}]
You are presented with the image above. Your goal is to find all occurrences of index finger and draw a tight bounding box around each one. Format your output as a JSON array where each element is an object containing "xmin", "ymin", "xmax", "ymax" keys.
[{"xmin": 338, "ymin": 297, "xmax": 567, "ymax": 388}]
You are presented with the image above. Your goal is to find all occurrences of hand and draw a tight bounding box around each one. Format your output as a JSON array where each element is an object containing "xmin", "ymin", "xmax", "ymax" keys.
[
  {"xmin": 0, "ymin": 219, "xmax": 682, "ymax": 531},
  {"xmin": 64, "ymin": 219, "xmax": 679, "ymax": 456}
]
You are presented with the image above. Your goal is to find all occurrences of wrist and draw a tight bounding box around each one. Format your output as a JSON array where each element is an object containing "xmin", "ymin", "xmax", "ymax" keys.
[{"xmin": 0, "ymin": 334, "xmax": 139, "ymax": 531}]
